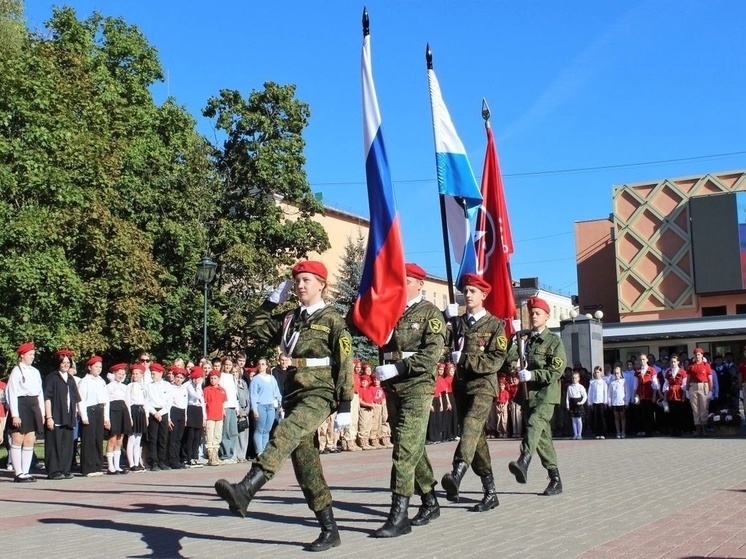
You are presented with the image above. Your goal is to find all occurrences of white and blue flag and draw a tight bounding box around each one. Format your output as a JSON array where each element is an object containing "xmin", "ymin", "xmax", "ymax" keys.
[{"xmin": 427, "ymin": 66, "xmax": 483, "ymax": 284}]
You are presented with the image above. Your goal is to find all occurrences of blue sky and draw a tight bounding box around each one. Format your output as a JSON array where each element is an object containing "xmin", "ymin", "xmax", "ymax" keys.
[{"xmin": 24, "ymin": 1, "xmax": 746, "ymax": 295}]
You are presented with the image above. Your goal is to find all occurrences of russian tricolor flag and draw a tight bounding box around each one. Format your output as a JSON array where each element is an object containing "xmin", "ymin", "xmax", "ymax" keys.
[
  {"xmin": 427, "ymin": 64, "xmax": 483, "ymax": 285},
  {"xmin": 351, "ymin": 26, "xmax": 407, "ymax": 347}
]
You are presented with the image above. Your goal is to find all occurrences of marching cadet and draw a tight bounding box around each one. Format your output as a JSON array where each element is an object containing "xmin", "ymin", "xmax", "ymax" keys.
[
  {"xmin": 373, "ymin": 263, "xmax": 446, "ymax": 538},
  {"xmin": 214, "ymin": 260, "xmax": 354, "ymax": 552},
  {"xmin": 441, "ymin": 273, "xmax": 507, "ymax": 512},
  {"xmin": 506, "ymin": 296, "xmax": 567, "ymax": 496}
]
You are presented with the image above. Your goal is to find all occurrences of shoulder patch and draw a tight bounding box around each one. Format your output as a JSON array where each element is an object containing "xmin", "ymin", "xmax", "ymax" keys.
[
  {"xmin": 496, "ymin": 336, "xmax": 508, "ymax": 350},
  {"xmin": 552, "ymin": 356, "xmax": 564, "ymax": 369},
  {"xmin": 428, "ymin": 317, "xmax": 443, "ymax": 333},
  {"xmin": 310, "ymin": 324, "xmax": 331, "ymax": 334},
  {"xmin": 339, "ymin": 335, "xmax": 352, "ymax": 357}
]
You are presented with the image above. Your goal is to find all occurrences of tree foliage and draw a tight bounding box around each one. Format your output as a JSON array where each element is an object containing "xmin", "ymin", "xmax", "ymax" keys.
[
  {"xmin": 0, "ymin": 4, "xmax": 327, "ymax": 369},
  {"xmin": 329, "ymin": 233, "xmax": 378, "ymax": 364}
]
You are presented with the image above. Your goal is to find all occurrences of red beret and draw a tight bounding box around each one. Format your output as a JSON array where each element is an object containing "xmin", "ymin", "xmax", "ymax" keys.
[
  {"xmin": 171, "ymin": 366, "xmax": 186, "ymax": 376},
  {"xmin": 245, "ymin": 366, "xmax": 257, "ymax": 374},
  {"xmin": 208, "ymin": 370, "xmax": 221, "ymax": 378},
  {"xmin": 292, "ymin": 260, "xmax": 327, "ymax": 281},
  {"xmin": 54, "ymin": 348, "xmax": 75, "ymax": 359},
  {"xmin": 86, "ymin": 356, "xmax": 102, "ymax": 367},
  {"xmin": 130, "ymin": 363, "xmax": 146, "ymax": 372},
  {"xmin": 527, "ymin": 297, "xmax": 550, "ymax": 314},
  {"xmin": 16, "ymin": 342, "xmax": 35, "ymax": 356},
  {"xmin": 189, "ymin": 366, "xmax": 205, "ymax": 380},
  {"xmin": 459, "ymin": 273, "xmax": 491, "ymax": 295},
  {"xmin": 405, "ymin": 262, "xmax": 427, "ymax": 280},
  {"xmin": 694, "ymin": 347, "xmax": 704, "ymax": 355},
  {"xmin": 150, "ymin": 363, "xmax": 165, "ymax": 373},
  {"xmin": 109, "ymin": 363, "xmax": 128, "ymax": 373},
  {"xmin": 353, "ymin": 359, "xmax": 361, "ymax": 365},
  {"xmin": 359, "ymin": 375, "xmax": 371, "ymax": 384}
]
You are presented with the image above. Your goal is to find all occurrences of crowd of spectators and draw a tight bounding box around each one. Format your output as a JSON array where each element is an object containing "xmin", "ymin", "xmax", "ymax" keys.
[{"xmin": 1, "ymin": 343, "xmax": 744, "ymax": 482}]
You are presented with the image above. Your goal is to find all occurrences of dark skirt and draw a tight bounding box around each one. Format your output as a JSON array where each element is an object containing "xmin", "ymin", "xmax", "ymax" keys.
[
  {"xmin": 130, "ymin": 404, "xmax": 147, "ymax": 435},
  {"xmin": 568, "ymin": 396, "xmax": 585, "ymax": 418},
  {"xmin": 186, "ymin": 405, "xmax": 204, "ymax": 428},
  {"xmin": 9, "ymin": 395, "xmax": 43, "ymax": 435},
  {"xmin": 108, "ymin": 400, "xmax": 132, "ymax": 436}
]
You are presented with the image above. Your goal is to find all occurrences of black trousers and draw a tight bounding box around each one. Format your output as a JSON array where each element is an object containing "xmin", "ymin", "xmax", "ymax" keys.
[
  {"xmin": 147, "ymin": 412, "xmax": 169, "ymax": 466},
  {"xmin": 591, "ymin": 403, "xmax": 606, "ymax": 436},
  {"xmin": 427, "ymin": 397, "xmax": 442, "ymax": 442},
  {"xmin": 80, "ymin": 405, "xmax": 105, "ymax": 475},
  {"xmin": 45, "ymin": 425, "xmax": 74, "ymax": 476},
  {"xmin": 168, "ymin": 408, "xmax": 186, "ymax": 467}
]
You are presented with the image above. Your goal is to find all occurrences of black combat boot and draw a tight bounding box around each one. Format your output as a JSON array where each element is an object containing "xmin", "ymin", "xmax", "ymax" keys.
[
  {"xmin": 472, "ymin": 474, "xmax": 499, "ymax": 512},
  {"xmin": 543, "ymin": 468, "xmax": 562, "ymax": 496},
  {"xmin": 308, "ymin": 506, "xmax": 341, "ymax": 552},
  {"xmin": 410, "ymin": 489, "xmax": 440, "ymax": 526},
  {"xmin": 373, "ymin": 493, "xmax": 411, "ymax": 538},
  {"xmin": 508, "ymin": 452, "xmax": 532, "ymax": 484},
  {"xmin": 441, "ymin": 461, "xmax": 469, "ymax": 502},
  {"xmin": 214, "ymin": 464, "xmax": 267, "ymax": 518}
]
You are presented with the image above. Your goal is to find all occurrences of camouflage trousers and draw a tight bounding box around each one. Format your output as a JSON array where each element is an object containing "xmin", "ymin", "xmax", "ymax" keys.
[
  {"xmin": 255, "ymin": 393, "xmax": 334, "ymax": 512},
  {"xmin": 385, "ymin": 388, "xmax": 436, "ymax": 497},
  {"xmin": 452, "ymin": 391, "xmax": 494, "ymax": 477},
  {"xmin": 520, "ymin": 402, "xmax": 558, "ymax": 470}
]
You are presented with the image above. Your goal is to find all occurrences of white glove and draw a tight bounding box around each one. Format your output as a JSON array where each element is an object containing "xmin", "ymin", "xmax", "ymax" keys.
[
  {"xmin": 267, "ymin": 280, "xmax": 292, "ymax": 304},
  {"xmin": 334, "ymin": 412, "xmax": 351, "ymax": 431},
  {"xmin": 445, "ymin": 303, "xmax": 459, "ymax": 319},
  {"xmin": 634, "ymin": 395, "xmax": 640, "ymax": 405},
  {"xmin": 707, "ymin": 391, "xmax": 714, "ymax": 401},
  {"xmin": 375, "ymin": 364, "xmax": 399, "ymax": 381},
  {"xmin": 518, "ymin": 369, "xmax": 532, "ymax": 382},
  {"xmin": 451, "ymin": 351, "xmax": 462, "ymax": 365}
]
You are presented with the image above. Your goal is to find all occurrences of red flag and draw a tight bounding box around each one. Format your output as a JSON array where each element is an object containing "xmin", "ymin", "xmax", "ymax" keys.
[{"xmin": 476, "ymin": 125, "xmax": 516, "ymax": 336}]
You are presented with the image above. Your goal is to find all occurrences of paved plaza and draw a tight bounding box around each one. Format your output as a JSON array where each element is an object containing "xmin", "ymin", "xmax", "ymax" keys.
[{"xmin": 1, "ymin": 432, "xmax": 744, "ymax": 558}]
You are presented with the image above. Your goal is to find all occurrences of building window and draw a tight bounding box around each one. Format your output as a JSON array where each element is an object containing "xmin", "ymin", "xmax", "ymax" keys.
[
  {"xmin": 443, "ymin": 294, "xmax": 448, "ymax": 308},
  {"xmin": 736, "ymin": 304, "xmax": 746, "ymax": 315},
  {"xmin": 702, "ymin": 306, "xmax": 726, "ymax": 317},
  {"xmin": 422, "ymin": 290, "xmax": 427, "ymax": 301}
]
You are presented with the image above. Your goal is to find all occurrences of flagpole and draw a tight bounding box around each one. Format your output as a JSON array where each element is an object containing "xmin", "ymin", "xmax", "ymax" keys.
[{"xmin": 426, "ymin": 44, "xmax": 456, "ymax": 303}]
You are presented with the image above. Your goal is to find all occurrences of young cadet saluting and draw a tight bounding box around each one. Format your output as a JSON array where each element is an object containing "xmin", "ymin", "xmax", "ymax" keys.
[
  {"xmin": 441, "ymin": 273, "xmax": 507, "ymax": 512},
  {"xmin": 215, "ymin": 260, "xmax": 354, "ymax": 552},
  {"xmin": 373, "ymin": 263, "xmax": 447, "ymax": 538},
  {"xmin": 505, "ymin": 296, "xmax": 567, "ymax": 496}
]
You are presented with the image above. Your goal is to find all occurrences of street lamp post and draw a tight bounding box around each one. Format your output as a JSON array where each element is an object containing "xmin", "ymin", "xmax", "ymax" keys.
[{"xmin": 196, "ymin": 255, "xmax": 217, "ymax": 358}]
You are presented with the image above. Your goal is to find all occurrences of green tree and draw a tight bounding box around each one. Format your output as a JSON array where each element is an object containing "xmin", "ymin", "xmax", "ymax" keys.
[
  {"xmin": 0, "ymin": 6, "xmax": 216, "ymax": 366},
  {"xmin": 329, "ymin": 232, "xmax": 378, "ymax": 364},
  {"xmin": 203, "ymin": 84, "xmax": 330, "ymax": 355}
]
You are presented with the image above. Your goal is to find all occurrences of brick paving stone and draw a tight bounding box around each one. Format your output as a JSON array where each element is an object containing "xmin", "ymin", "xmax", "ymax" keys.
[{"xmin": 1, "ymin": 434, "xmax": 744, "ymax": 558}]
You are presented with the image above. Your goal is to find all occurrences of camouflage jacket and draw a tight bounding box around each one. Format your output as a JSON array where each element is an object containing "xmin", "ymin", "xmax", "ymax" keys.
[
  {"xmin": 450, "ymin": 312, "xmax": 508, "ymax": 397},
  {"xmin": 504, "ymin": 328, "xmax": 566, "ymax": 406},
  {"xmin": 381, "ymin": 300, "xmax": 446, "ymax": 394},
  {"xmin": 249, "ymin": 301, "xmax": 354, "ymax": 406}
]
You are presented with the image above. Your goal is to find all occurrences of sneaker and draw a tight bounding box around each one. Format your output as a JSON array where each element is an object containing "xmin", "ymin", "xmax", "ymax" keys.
[
  {"xmin": 85, "ymin": 472, "xmax": 104, "ymax": 477},
  {"xmin": 599, "ymin": 436, "xmax": 605, "ymax": 440},
  {"xmin": 191, "ymin": 460, "xmax": 204, "ymax": 469}
]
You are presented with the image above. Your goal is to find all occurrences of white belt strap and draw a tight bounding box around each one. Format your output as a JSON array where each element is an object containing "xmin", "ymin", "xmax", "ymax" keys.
[
  {"xmin": 383, "ymin": 351, "xmax": 416, "ymax": 360},
  {"xmin": 290, "ymin": 357, "xmax": 331, "ymax": 368}
]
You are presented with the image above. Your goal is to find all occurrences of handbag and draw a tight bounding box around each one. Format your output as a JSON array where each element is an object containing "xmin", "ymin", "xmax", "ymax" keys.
[{"xmin": 237, "ymin": 416, "xmax": 250, "ymax": 433}]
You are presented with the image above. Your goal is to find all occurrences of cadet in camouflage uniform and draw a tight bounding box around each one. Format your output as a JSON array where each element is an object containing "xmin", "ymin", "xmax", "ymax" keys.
[
  {"xmin": 441, "ymin": 274, "xmax": 507, "ymax": 512},
  {"xmin": 215, "ymin": 260, "xmax": 354, "ymax": 552},
  {"xmin": 506, "ymin": 296, "xmax": 567, "ymax": 496},
  {"xmin": 373, "ymin": 263, "xmax": 446, "ymax": 538}
]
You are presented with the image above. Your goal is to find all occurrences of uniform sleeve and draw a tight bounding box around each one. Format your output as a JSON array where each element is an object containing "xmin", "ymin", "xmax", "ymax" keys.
[
  {"xmin": 247, "ymin": 300, "xmax": 285, "ymax": 348},
  {"xmin": 462, "ymin": 318, "xmax": 508, "ymax": 375},
  {"xmin": 331, "ymin": 320, "xmax": 355, "ymax": 403},
  {"xmin": 77, "ymin": 378, "xmax": 89, "ymax": 422},
  {"xmin": 531, "ymin": 335, "xmax": 566, "ymax": 386},
  {"xmin": 394, "ymin": 307, "xmax": 446, "ymax": 378},
  {"xmin": 501, "ymin": 337, "xmax": 519, "ymax": 373},
  {"xmin": 6, "ymin": 366, "xmax": 21, "ymax": 418}
]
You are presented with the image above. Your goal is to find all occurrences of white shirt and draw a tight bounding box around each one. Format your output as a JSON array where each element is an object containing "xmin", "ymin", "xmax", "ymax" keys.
[
  {"xmin": 301, "ymin": 299, "xmax": 326, "ymax": 317},
  {"xmin": 220, "ymin": 372, "xmax": 238, "ymax": 409},
  {"xmin": 186, "ymin": 381, "xmax": 206, "ymax": 418},
  {"xmin": 146, "ymin": 379, "xmax": 173, "ymax": 414},
  {"xmin": 566, "ymin": 383, "xmax": 588, "ymax": 408},
  {"xmin": 608, "ymin": 378, "xmax": 627, "ymax": 406},
  {"xmin": 170, "ymin": 383, "xmax": 188, "ymax": 411},
  {"xmin": 6, "ymin": 364, "xmax": 44, "ymax": 419},
  {"xmin": 129, "ymin": 381, "xmax": 148, "ymax": 410},
  {"xmin": 466, "ymin": 309, "xmax": 487, "ymax": 323},
  {"xmin": 623, "ymin": 370, "xmax": 638, "ymax": 404},
  {"xmin": 587, "ymin": 378, "xmax": 608, "ymax": 405},
  {"xmin": 107, "ymin": 379, "xmax": 130, "ymax": 404},
  {"xmin": 77, "ymin": 374, "xmax": 110, "ymax": 422}
]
